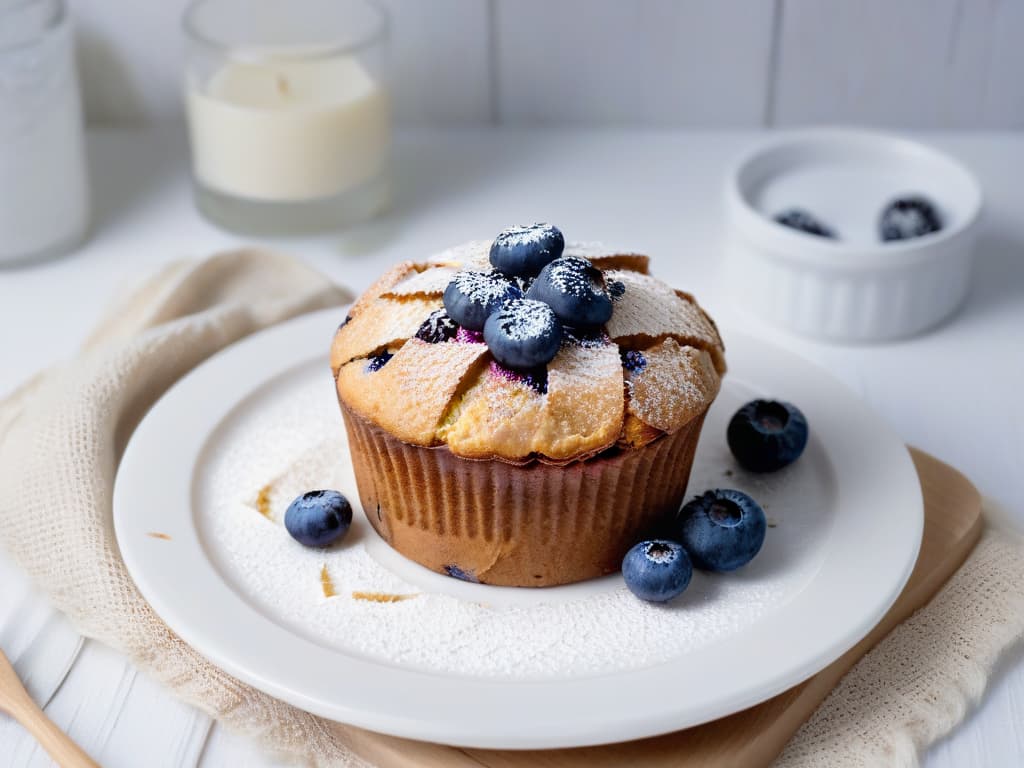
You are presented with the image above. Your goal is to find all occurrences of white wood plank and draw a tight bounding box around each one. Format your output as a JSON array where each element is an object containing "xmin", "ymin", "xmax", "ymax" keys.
[
  {"xmin": 772, "ymin": 0, "xmax": 1024, "ymax": 128},
  {"xmin": 0, "ymin": 640, "xmax": 211, "ymax": 768},
  {"xmin": 924, "ymin": 643, "xmax": 1024, "ymax": 767},
  {"xmin": 493, "ymin": 0, "xmax": 776, "ymax": 126},
  {"xmin": 0, "ymin": 553, "xmax": 83, "ymax": 709},
  {"xmin": 73, "ymin": 0, "xmax": 491, "ymax": 128},
  {"xmin": 101, "ymin": 660, "xmax": 212, "ymax": 768}
]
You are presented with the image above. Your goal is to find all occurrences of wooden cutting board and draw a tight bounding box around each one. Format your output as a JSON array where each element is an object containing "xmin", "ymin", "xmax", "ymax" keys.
[{"xmin": 340, "ymin": 448, "xmax": 984, "ymax": 768}]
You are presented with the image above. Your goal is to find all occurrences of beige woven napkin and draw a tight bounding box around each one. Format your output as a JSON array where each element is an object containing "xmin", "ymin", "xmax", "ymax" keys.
[{"xmin": 1, "ymin": 249, "xmax": 1022, "ymax": 767}]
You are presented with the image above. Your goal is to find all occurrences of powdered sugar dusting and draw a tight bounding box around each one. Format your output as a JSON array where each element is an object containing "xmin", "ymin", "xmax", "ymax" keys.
[
  {"xmin": 451, "ymin": 269, "xmax": 518, "ymax": 303},
  {"xmin": 491, "ymin": 298, "xmax": 558, "ymax": 341},
  {"xmin": 197, "ymin": 365, "xmax": 834, "ymax": 680},
  {"xmin": 627, "ymin": 339, "xmax": 719, "ymax": 433},
  {"xmin": 427, "ymin": 240, "xmax": 492, "ymax": 270},
  {"xmin": 604, "ymin": 269, "xmax": 721, "ymax": 352},
  {"xmin": 383, "ymin": 266, "xmax": 457, "ymax": 298},
  {"xmin": 494, "ymin": 223, "xmax": 557, "ymax": 249},
  {"xmin": 546, "ymin": 256, "xmax": 605, "ymax": 299}
]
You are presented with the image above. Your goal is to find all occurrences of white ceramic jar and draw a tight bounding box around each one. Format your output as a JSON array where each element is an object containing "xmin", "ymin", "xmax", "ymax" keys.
[
  {"xmin": 725, "ymin": 130, "xmax": 983, "ymax": 342},
  {"xmin": 0, "ymin": 0, "xmax": 90, "ymax": 267}
]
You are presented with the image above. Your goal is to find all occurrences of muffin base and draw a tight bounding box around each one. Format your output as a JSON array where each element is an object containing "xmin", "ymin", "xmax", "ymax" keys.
[{"xmin": 340, "ymin": 405, "xmax": 707, "ymax": 587}]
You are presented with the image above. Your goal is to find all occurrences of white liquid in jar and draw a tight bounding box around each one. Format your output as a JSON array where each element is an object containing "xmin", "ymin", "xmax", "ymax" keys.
[{"xmin": 186, "ymin": 54, "xmax": 389, "ymax": 202}]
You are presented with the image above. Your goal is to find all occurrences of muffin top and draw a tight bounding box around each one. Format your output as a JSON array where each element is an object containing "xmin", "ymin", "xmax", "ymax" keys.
[{"xmin": 332, "ymin": 230, "xmax": 725, "ymax": 464}]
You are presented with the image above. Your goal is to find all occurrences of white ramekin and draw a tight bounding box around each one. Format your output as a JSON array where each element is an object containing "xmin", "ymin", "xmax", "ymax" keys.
[{"xmin": 724, "ymin": 129, "xmax": 983, "ymax": 342}]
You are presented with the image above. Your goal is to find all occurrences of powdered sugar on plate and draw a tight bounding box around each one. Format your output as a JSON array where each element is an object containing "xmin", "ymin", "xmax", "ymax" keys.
[{"xmin": 195, "ymin": 359, "xmax": 835, "ymax": 681}]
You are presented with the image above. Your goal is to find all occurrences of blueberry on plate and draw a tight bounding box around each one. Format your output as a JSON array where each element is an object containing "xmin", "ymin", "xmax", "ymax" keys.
[
  {"xmin": 414, "ymin": 308, "xmax": 459, "ymax": 343},
  {"xmin": 727, "ymin": 399, "xmax": 808, "ymax": 473},
  {"xmin": 483, "ymin": 298, "xmax": 563, "ymax": 369},
  {"xmin": 773, "ymin": 208, "xmax": 837, "ymax": 239},
  {"xmin": 622, "ymin": 539, "xmax": 693, "ymax": 603},
  {"xmin": 284, "ymin": 490, "xmax": 353, "ymax": 548},
  {"xmin": 879, "ymin": 195, "xmax": 943, "ymax": 241},
  {"xmin": 677, "ymin": 489, "xmax": 766, "ymax": 572},
  {"xmin": 443, "ymin": 269, "xmax": 522, "ymax": 331},
  {"xmin": 489, "ymin": 223, "xmax": 565, "ymax": 277},
  {"xmin": 526, "ymin": 256, "xmax": 613, "ymax": 328}
]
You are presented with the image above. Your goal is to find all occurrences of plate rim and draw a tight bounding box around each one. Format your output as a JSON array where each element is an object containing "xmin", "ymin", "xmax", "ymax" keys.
[{"xmin": 113, "ymin": 307, "xmax": 923, "ymax": 749}]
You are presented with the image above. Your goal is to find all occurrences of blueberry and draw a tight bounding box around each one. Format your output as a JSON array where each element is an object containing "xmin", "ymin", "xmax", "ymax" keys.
[
  {"xmin": 677, "ymin": 489, "xmax": 766, "ymax": 572},
  {"xmin": 774, "ymin": 208, "xmax": 837, "ymax": 239},
  {"xmin": 443, "ymin": 269, "xmax": 522, "ymax": 331},
  {"xmin": 526, "ymin": 256, "xmax": 613, "ymax": 328},
  {"xmin": 620, "ymin": 349, "xmax": 646, "ymax": 373},
  {"xmin": 284, "ymin": 490, "xmax": 352, "ymax": 548},
  {"xmin": 443, "ymin": 564, "xmax": 478, "ymax": 583},
  {"xmin": 727, "ymin": 399, "xmax": 808, "ymax": 473},
  {"xmin": 562, "ymin": 326, "xmax": 609, "ymax": 348},
  {"xmin": 489, "ymin": 223, "xmax": 565, "ymax": 277},
  {"xmin": 879, "ymin": 195, "xmax": 942, "ymax": 241},
  {"xmin": 622, "ymin": 539, "xmax": 693, "ymax": 602},
  {"xmin": 483, "ymin": 298, "xmax": 563, "ymax": 370},
  {"xmin": 365, "ymin": 350, "xmax": 393, "ymax": 372},
  {"xmin": 414, "ymin": 308, "xmax": 459, "ymax": 343}
]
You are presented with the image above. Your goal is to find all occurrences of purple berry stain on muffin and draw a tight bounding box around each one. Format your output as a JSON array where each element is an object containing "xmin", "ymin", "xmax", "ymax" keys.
[
  {"xmin": 488, "ymin": 359, "xmax": 548, "ymax": 394},
  {"xmin": 455, "ymin": 327, "xmax": 484, "ymax": 344},
  {"xmin": 365, "ymin": 350, "xmax": 393, "ymax": 372}
]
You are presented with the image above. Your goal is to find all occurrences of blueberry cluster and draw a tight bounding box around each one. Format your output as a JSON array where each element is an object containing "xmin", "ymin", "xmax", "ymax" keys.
[
  {"xmin": 622, "ymin": 398, "xmax": 809, "ymax": 603},
  {"xmin": 440, "ymin": 223, "xmax": 619, "ymax": 371},
  {"xmin": 773, "ymin": 195, "xmax": 943, "ymax": 243}
]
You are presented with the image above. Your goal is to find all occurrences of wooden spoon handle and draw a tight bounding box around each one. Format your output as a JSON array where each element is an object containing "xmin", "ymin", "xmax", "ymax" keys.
[{"xmin": 6, "ymin": 694, "xmax": 99, "ymax": 768}]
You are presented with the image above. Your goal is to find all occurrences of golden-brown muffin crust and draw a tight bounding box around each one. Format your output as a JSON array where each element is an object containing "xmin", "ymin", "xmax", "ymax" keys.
[{"xmin": 332, "ymin": 240, "xmax": 725, "ymax": 463}]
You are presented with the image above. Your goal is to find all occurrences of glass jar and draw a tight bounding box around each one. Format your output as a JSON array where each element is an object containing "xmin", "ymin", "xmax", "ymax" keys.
[
  {"xmin": 0, "ymin": 0, "xmax": 90, "ymax": 267},
  {"xmin": 183, "ymin": 0, "xmax": 391, "ymax": 235}
]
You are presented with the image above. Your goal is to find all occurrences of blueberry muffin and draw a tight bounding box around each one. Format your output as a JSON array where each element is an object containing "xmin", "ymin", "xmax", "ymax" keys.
[{"xmin": 331, "ymin": 225, "xmax": 725, "ymax": 587}]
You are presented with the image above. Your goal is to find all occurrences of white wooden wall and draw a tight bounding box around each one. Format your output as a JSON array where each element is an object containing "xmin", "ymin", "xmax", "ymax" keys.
[{"xmin": 76, "ymin": 0, "xmax": 1024, "ymax": 129}]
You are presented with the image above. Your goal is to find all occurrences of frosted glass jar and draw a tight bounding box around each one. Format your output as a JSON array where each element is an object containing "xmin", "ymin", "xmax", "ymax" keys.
[
  {"xmin": 0, "ymin": 0, "xmax": 90, "ymax": 267},
  {"xmin": 183, "ymin": 0, "xmax": 391, "ymax": 235}
]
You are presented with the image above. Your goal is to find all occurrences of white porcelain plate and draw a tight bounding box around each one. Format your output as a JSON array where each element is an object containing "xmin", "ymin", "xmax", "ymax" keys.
[{"xmin": 114, "ymin": 308, "xmax": 922, "ymax": 749}]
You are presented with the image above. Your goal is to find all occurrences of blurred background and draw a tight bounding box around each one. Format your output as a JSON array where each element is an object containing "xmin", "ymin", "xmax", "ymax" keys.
[{"xmin": 76, "ymin": 0, "xmax": 1024, "ymax": 130}]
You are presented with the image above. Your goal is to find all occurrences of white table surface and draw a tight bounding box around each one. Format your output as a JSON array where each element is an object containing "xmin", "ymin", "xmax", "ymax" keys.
[{"xmin": 0, "ymin": 129, "xmax": 1022, "ymax": 767}]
